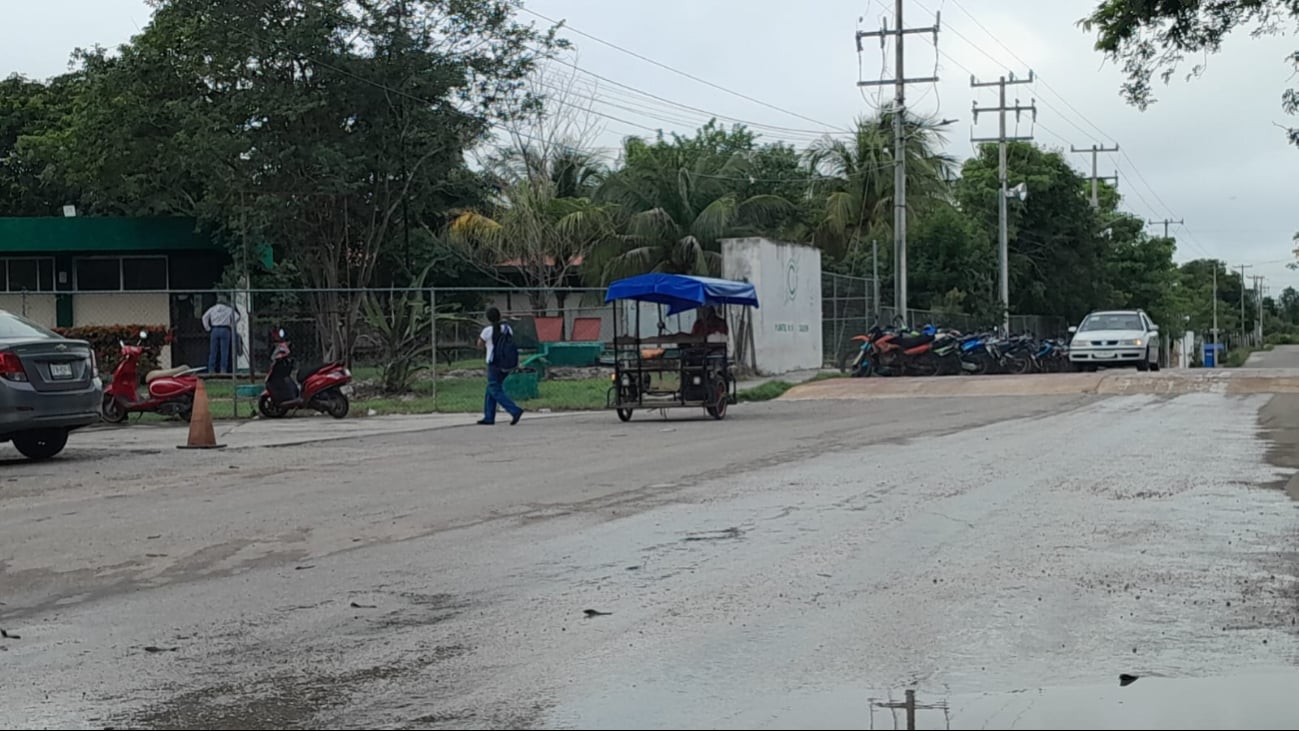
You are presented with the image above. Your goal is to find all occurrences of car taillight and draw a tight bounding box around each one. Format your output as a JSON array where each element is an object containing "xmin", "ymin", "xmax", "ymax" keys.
[
  {"xmin": 0, "ymin": 352, "xmax": 27, "ymax": 381},
  {"xmin": 90, "ymin": 350, "xmax": 98, "ymax": 378}
]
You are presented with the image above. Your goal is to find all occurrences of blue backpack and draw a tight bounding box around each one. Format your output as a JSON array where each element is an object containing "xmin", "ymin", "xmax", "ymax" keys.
[{"xmin": 493, "ymin": 325, "xmax": 519, "ymax": 370}]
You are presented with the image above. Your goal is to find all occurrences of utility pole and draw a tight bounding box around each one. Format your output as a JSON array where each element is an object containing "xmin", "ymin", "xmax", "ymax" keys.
[
  {"xmin": 858, "ymin": 2, "xmax": 940, "ymax": 321},
  {"xmin": 1252, "ymin": 274, "xmax": 1265, "ymax": 343},
  {"xmin": 1148, "ymin": 218, "xmax": 1184, "ymax": 238},
  {"xmin": 1212, "ymin": 261, "xmax": 1219, "ymax": 364},
  {"xmin": 1238, "ymin": 264, "xmax": 1252, "ymax": 345},
  {"xmin": 971, "ymin": 71, "xmax": 1035, "ymax": 335},
  {"xmin": 1099, "ymin": 170, "xmax": 1119, "ymax": 193},
  {"xmin": 1070, "ymin": 144, "xmax": 1120, "ymax": 208},
  {"xmin": 872, "ymin": 239, "xmax": 880, "ymax": 317}
]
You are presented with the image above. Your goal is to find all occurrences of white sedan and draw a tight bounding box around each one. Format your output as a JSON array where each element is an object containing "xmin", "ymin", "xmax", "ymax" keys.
[{"xmin": 1068, "ymin": 310, "xmax": 1161, "ymax": 372}]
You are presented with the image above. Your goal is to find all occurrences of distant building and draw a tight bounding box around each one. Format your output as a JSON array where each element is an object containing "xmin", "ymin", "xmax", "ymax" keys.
[{"xmin": 0, "ymin": 216, "xmax": 229, "ymax": 367}]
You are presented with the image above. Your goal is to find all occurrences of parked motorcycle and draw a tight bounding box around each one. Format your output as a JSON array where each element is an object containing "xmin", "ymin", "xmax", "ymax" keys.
[
  {"xmin": 842, "ymin": 325, "xmax": 1070, "ymax": 378},
  {"xmin": 101, "ymin": 330, "xmax": 204, "ymax": 423},
  {"xmin": 257, "ymin": 329, "xmax": 352, "ymax": 419}
]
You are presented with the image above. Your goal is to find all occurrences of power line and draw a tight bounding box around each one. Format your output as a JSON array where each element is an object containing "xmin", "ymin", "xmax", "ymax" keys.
[
  {"xmin": 946, "ymin": 0, "xmax": 1118, "ymax": 147},
  {"xmin": 541, "ymin": 58, "xmax": 846, "ymax": 140},
  {"xmin": 923, "ymin": 0, "xmax": 1219, "ymax": 259},
  {"xmin": 518, "ymin": 6, "xmax": 849, "ymax": 133}
]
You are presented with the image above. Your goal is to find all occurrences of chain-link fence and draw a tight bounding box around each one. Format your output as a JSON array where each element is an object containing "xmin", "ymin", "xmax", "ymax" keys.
[
  {"xmin": 15, "ymin": 287, "xmax": 635, "ymax": 413},
  {"xmin": 820, "ymin": 272, "xmax": 1070, "ymax": 367},
  {"xmin": 9, "ymin": 282, "xmax": 1074, "ymax": 410}
]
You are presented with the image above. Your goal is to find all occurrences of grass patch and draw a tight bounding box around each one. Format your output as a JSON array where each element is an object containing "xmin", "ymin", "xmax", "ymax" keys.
[
  {"xmin": 135, "ymin": 367, "xmax": 841, "ymax": 421},
  {"xmin": 1223, "ymin": 344, "xmax": 1274, "ymax": 368},
  {"xmin": 736, "ymin": 371, "xmax": 841, "ymax": 402},
  {"xmin": 412, "ymin": 376, "xmax": 609, "ymax": 413},
  {"xmin": 737, "ymin": 381, "xmax": 796, "ymax": 402}
]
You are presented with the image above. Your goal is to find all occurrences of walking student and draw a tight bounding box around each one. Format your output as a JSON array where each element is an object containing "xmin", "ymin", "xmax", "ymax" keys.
[
  {"xmin": 202, "ymin": 295, "xmax": 238, "ymax": 375},
  {"xmin": 478, "ymin": 307, "xmax": 523, "ymax": 426}
]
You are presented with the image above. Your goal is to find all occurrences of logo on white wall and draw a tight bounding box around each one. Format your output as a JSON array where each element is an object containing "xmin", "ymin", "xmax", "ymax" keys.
[{"xmin": 786, "ymin": 255, "xmax": 799, "ymax": 302}]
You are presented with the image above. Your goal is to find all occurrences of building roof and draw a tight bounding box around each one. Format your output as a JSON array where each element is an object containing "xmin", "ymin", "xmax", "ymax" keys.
[{"xmin": 0, "ymin": 217, "xmax": 219, "ymax": 253}]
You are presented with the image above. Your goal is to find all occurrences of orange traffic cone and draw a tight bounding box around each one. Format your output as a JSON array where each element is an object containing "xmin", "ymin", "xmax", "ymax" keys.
[{"xmin": 177, "ymin": 377, "xmax": 226, "ymax": 450}]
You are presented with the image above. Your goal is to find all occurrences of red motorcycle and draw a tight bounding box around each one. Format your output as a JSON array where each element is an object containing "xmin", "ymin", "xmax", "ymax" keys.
[
  {"xmin": 101, "ymin": 330, "xmax": 204, "ymax": 423},
  {"xmin": 257, "ymin": 329, "xmax": 352, "ymax": 419}
]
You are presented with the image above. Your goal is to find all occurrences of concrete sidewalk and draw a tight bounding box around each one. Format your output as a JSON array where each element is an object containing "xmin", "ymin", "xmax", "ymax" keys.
[{"xmin": 74, "ymin": 410, "xmax": 580, "ymax": 451}]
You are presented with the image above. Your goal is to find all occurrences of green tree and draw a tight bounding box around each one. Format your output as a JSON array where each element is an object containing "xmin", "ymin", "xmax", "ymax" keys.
[
  {"xmin": 589, "ymin": 122, "xmax": 791, "ymax": 281},
  {"xmin": 1104, "ymin": 225, "xmax": 1179, "ymax": 328},
  {"xmin": 804, "ymin": 112, "xmax": 956, "ymax": 265},
  {"xmin": 1081, "ymin": 0, "xmax": 1298, "ymax": 146},
  {"xmin": 449, "ymin": 178, "xmax": 617, "ymax": 314},
  {"xmin": 22, "ymin": 0, "xmax": 560, "ymax": 360},
  {"xmin": 907, "ymin": 204, "xmax": 998, "ymax": 318},
  {"xmin": 956, "ymin": 142, "xmax": 1108, "ymax": 321},
  {"xmin": 1280, "ymin": 286, "xmax": 1299, "ymax": 324},
  {"xmin": 0, "ymin": 74, "xmax": 82, "ymax": 215}
]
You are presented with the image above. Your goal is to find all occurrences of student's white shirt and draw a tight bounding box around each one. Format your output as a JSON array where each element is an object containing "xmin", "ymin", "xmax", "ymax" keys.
[{"xmin": 480, "ymin": 323, "xmax": 513, "ymax": 364}]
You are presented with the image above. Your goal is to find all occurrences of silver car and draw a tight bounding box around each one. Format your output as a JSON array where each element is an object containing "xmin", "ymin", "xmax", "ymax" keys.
[
  {"xmin": 0, "ymin": 310, "xmax": 103, "ymax": 460},
  {"xmin": 1068, "ymin": 309, "xmax": 1161, "ymax": 372}
]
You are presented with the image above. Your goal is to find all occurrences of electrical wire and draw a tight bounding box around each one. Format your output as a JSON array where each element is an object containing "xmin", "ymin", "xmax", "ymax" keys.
[{"xmin": 518, "ymin": 6, "xmax": 849, "ymax": 132}]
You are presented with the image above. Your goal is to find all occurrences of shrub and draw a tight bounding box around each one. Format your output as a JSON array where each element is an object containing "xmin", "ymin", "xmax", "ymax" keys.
[{"xmin": 55, "ymin": 325, "xmax": 171, "ymax": 376}]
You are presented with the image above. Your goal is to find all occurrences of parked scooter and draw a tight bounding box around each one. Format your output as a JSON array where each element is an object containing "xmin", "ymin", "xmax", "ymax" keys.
[
  {"xmin": 257, "ymin": 329, "xmax": 352, "ymax": 419},
  {"xmin": 101, "ymin": 330, "xmax": 205, "ymax": 423}
]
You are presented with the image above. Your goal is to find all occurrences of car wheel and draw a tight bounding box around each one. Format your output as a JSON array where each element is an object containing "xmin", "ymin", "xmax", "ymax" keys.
[
  {"xmin": 12, "ymin": 429, "xmax": 69, "ymax": 461},
  {"xmin": 1137, "ymin": 352, "xmax": 1150, "ymax": 372}
]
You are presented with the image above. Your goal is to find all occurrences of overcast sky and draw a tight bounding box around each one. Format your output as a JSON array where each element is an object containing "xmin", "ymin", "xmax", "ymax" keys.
[{"xmin": 5, "ymin": 0, "xmax": 1297, "ymax": 292}]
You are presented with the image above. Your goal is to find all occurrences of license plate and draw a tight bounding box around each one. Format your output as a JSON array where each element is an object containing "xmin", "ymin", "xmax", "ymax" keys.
[
  {"xmin": 1094, "ymin": 352, "xmax": 1116, "ymax": 359},
  {"xmin": 340, "ymin": 384, "xmax": 353, "ymax": 395},
  {"xmin": 49, "ymin": 362, "xmax": 73, "ymax": 379}
]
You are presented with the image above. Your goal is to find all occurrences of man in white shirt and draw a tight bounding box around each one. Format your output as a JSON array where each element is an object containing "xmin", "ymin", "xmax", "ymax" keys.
[
  {"xmin": 477, "ymin": 306, "xmax": 523, "ymax": 425},
  {"xmin": 202, "ymin": 296, "xmax": 238, "ymax": 375}
]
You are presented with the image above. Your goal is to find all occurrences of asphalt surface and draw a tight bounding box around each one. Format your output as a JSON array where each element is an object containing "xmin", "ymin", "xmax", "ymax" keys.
[
  {"xmin": 1245, "ymin": 344, "xmax": 1299, "ymax": 369},
  {"xmin": 2, "ymin": 386, "xmax": 1298, "ymax": 729}
]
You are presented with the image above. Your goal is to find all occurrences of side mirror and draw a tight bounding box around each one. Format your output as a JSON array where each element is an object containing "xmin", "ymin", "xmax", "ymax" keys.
[
  {"xmin": 1150, "ymin": 325, "xmax": 1160, "ymax": 333},
  {"xmin": 139, "ymin": 329, "xmax": 148, "ymax": 340},
  {"xmin": 1067, "ymin": 326, "xmax": 1078, "ymax": 334},
  {"xmin": 278, "ymin": 328, "xmax": 286, "ymax": 339}
]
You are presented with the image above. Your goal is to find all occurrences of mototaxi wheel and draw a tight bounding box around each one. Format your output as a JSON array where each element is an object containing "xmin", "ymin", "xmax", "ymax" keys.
[
  {"xmin": 705, "ymin": 381, "xmax": 729, "ymax": 420},
  {"xmin": 617, "ymin": 408, "xmax": 634, "ymax": 422}
]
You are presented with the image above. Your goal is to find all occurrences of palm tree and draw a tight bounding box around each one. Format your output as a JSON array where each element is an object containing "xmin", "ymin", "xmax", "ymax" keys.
[
  {"xmin": 588, "ymin": 136, "xmax": 793, "ymax": 283},
  {"xmin": 483, "ymin": 142, "xmax": 607, "ymax": 199},
  {"xmin": 449, "ymin": 178, "xmax": 616, "ymax": 314},
  {"xmin": 805, "ymin": 111, "xmax": 957, "ymax": 261}
]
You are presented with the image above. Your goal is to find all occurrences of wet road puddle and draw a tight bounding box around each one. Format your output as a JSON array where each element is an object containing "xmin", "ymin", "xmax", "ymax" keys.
[{"xmin": 545, "ymin": 669, "xmax": 1299, "ymax": 729}]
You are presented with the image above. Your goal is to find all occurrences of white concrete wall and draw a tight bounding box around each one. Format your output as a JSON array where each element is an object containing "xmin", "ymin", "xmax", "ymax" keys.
[
  {"xmin": 72, "ymin": 292, "xmax": 169, "ymax": 328},
  {"xmin": 0, "ymin": 294, "xmax": 57, "ymax": 328},
  {"xmin": 722, "ymin": 238, "xmax": 823, "ymax": 375},
  {"xmin": 73, "ymin": 292, "xmax": 172, "ymax": 369}
]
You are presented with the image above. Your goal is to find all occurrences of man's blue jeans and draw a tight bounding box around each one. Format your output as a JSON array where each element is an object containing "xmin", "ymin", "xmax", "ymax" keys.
[
  {"xmin": 208, "ymin": 326, "xmax": 232, "ymax": 374},
  {"xmin": 483, "ymin": 366, "xmax": 522, "ymax": 423}
]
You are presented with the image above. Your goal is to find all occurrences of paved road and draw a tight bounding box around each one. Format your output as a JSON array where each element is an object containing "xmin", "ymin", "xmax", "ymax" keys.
[
  {"xmin": 1245, "ymin": 344, "xmax": 1299, "ymax": 368},
  {"xmin": 2, "ymin": 388, "xmax": 1297, "ymax": 729}
]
